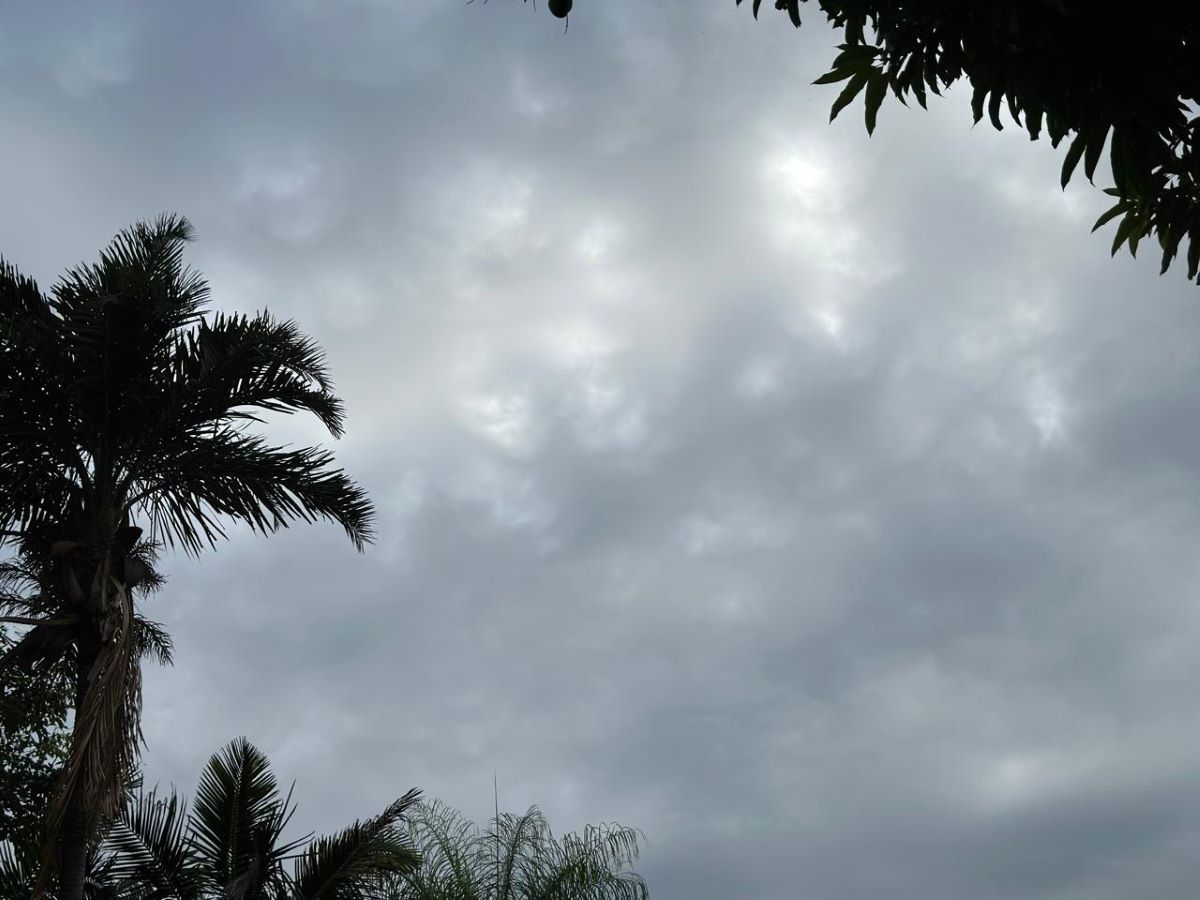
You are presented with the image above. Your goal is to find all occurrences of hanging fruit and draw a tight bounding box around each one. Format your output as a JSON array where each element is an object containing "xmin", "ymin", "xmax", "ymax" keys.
[{"xmin": 548, "ymin": 0, "xmax": 571, "ymax": 18}]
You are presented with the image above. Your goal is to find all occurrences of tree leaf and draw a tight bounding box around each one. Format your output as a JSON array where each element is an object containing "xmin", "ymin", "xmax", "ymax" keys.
[
  {"xmin": 901, "ymin": 52, "xmax": 927, "ymax": 108},
  {"xmin": 1110, "ymin": 213, "xmax": 1140, "ymax": 256},
  {"xmin": 1083, "ymin": 122, "xmax": 1111, "ymax": 183},
  {"xmin": 912, "ymin": 76, "xmax": 928, "ymax": 109},
  {"xmin": 1006, "ymin": 93, "xmax": 1021, "ymax": 126},
  {"xmin": 1025, "ymin": 105, "xmax": 1043, "ymax": 141},
  {"xmin": 970, "ymin": 84, "xmax": 987, "ymax": 124},
  {"xmin": 813, "ymin": 67, "xmax": 856, "ymax": 85},
  {"xmin": 1129, "ymin": 221, "xmax": 1145, "ymax": 257},
  {"xmin": 988, "ymin": 89, "xmax": 1004, "ymax": 130},
  {"xmin": 1109, "ymin": 129, "xmax": 1130, "ymax": 192},
  {"xmin": 1091, "ymin": 201, "xmax": 1127, "ymax": 233},
  {"xmin": 1159, "ymin": 234, "xmax": 1177, "ymax": 275},
  {"xmin": 829, "ymin": 72, "xmax": 869, "ymax": 123},
  {"xmin": 1060, "ymin": 130, "xmax": 1087, "ymax": 188},
  {"xmin": 923, "ymin": 45, "xmax": 941, "ymax": 94},
  {"xmin": 864, "ymin": 72, "xmax": 887, "ymax": 134}
]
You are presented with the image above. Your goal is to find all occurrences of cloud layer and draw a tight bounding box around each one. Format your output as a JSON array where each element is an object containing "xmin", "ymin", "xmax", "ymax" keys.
[{"xmin": 3, "ymin": 3, "xmax": 1200, "ymax": 898}]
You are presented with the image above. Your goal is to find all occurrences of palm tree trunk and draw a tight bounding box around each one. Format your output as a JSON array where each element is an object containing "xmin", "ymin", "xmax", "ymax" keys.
[{"xmin": 56, "ymin": 629, "xmax": 97, "ymax": 900}]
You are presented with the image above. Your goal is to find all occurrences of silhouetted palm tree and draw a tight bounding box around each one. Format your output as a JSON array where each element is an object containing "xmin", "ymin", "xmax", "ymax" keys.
[
  {"xmin": 390, "ymin": 801, "xmax": 648, "ymax": 900},
  {"xmin": 0, "ymin": 215, "xmax": 375, "ymax": 898}
]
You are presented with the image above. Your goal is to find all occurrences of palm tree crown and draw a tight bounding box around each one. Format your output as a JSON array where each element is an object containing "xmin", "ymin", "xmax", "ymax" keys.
[{"xmin": 0, "ymin": 213, "xmax": 373, "ymax": 551}]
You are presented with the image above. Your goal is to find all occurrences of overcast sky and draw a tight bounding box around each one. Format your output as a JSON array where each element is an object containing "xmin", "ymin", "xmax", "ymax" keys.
[{"xmin": 5, "ymin": 2, "xmax": 1200, "ymax": 898}]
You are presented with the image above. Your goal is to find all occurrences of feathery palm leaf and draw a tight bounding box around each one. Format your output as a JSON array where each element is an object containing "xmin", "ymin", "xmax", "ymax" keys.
[
  {"xmin": 190, "ymin": 737, "xmax": 301, "ymax": 897},
  {"xmin": 0, "ymin": 260, "xmax": 84, "ymax": 538},
  {"xmin": 131, "ymin": 430, "xmax": 372, "ymax": 554},
  {"xmin": 0, "ymin": 840, "xmax": 37, "ymax": 897},
  {"xmin": 288, "ymin": 789, "xmax": 423, "ymax": 899},
  {"xmin": 524, "ymin": 824, "xmax": 648, "ymax": 900},
  {"xmin": 489, "ymin": 809, "xmax": 542, "ymax": 900},
  {"xmin": 401, "ymin": 802, "xmax": 486, "ymax": 900},
  {"xmin": 104, "ymin": 790, "xmax": 203, "ymax": 900}
]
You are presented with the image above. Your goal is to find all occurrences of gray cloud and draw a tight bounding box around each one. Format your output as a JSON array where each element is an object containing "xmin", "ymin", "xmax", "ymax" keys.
[{"xmin": 3, "ymin": 2, "xmax": 1200, "ymax": 898}]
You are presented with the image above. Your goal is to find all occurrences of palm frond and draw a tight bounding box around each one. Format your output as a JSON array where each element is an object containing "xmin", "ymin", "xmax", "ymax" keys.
[
  {"xmin": 489, "ymin": 808, "xmax": 543, "ymax": 900},
  {"xmin": 84, "ymin": 851, "xmax": 128, "ymax": 900},
  {"xmin": 103, "ymin": 789, "xmax": 202, "ymax": 899},
  {"xmin": 0, "ymin": 840, "xmax": 36, "ymax": 896},
  {"xmin": 0, "ymin": 557, "xmax": 57, "ymax": 620},
  {"xmin": 169, "ymin": 311, "xmax": 344, "ymax": 432},
  {"xmin": 54, "ymin": 214, "xmax": 207, "ymax": 340},
  {"xmin": 189, "ymin": 737, "xmax": 297, "ymax": 895},
  {"xmin": 131, "ymin": 429, "xmax": 374, "ymax": 554},
  {"xmin": 131, "ymin": 616, "xmax": 173, "ymax": 668},
  {"xmin": 0, "ymin": 619, "xmax": 76, "ymax": 674},
  {"xmin": 0, "ymin": 258, "xmax": 86, "ymax": 540},
  {"xmin": 526, "ymin": 823, "xmax": 648, "ymax": 900},
  {"xmin": 401, "ymin": 801, "xmax": 486, "ymax": 900},
  {"xmin": 0, "ymin": 556, "xmax": 38, "ymax": 595},
  {"xmin": 289, "ymin": 789, "xmax": 422, "ymax": 899}
]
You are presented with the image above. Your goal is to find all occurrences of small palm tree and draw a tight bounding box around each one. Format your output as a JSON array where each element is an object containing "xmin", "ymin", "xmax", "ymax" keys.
[
  {"xmin": 389, "ymin": 800, "xmax": 648, "ymax": 900},
  {"xmin": 0, "ymin": 215, "xmax": 375, "ymax": 898},
  {"xmin": 2, "ymin": 737, "xmax": 422, "ymax": 898}
]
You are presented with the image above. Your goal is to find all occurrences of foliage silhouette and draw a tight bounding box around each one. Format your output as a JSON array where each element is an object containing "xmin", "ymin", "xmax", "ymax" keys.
[
  {"xmin": 0, "ymin": 623, "xmax": 72, "ymax": 855},
  {"xmin": 386, "ymin": 800, "xmax": 648, "ymax": 900},
  {"xmin": 0, "ymin": 214, "xmax": 375, "ymax": 898},
  {"xmin": 1, "ymin": 737, "xmax": 422, "ymax": 899}
]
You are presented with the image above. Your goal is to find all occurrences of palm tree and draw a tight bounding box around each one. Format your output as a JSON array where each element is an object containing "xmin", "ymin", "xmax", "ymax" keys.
[
  {"xmin": 0, "ymin": 215, "xmax": 375, "ymax": 898},
  {"xmin": 1, "ymin": 737, "xmax": 422, "ymax": 898},
  {"xmin": 388, "ymin": 801, "xmax": 648, "ymax": 900}
]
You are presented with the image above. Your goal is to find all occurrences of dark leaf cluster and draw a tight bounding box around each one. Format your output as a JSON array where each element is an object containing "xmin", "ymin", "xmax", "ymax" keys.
[{"xmin": 0, "ymin": 623, "xmax": 72, "ymax": 854}]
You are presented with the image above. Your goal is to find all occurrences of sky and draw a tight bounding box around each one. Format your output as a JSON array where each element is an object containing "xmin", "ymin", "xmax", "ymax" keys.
[{"xmin": 4, "ymin": 2, "xmax": 1200, "ymax": 898}]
